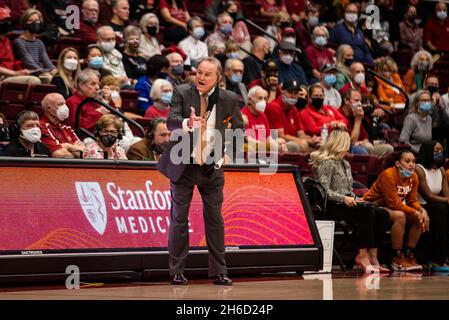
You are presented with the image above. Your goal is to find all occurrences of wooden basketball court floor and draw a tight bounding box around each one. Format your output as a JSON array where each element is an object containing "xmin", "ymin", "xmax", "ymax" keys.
[{"xmin": 0, "ymin": 270, "xmax": 448, "ymax": 300}]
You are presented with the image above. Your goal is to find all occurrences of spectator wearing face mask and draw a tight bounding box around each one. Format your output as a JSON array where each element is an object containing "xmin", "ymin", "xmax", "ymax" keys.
[
  {"xmin": 83, "ymin": 44, "xmax": 112, "ymax": 80},
  {"xmin": 403, "ymin": 50, "xmax": 433, "ymax": 95},
  {"xmin": 206, "ymin": 12, "xmax": 234, "ymax": 48},
  {"xmin": 334, "ymin": 44, "xmax": 354, "ymax": 91},
  {"xmin": 275, "ymin": 41, "xmax": 308, "ymax": 86},
  {"xmin": 13, "ymin": 9, "xmax": 56, "ymax": 83},
  {"xmin": 320, "ymin": 64, "xmax": 341, "ymax": 110},
  {"xmin": 135, "ymin": 54, "xmax": 170, "ymax": 115},
  {"xmin": 0, "ymin": 111, "xmax": 50, "ymax": 157},
  {"xmin": 400, "ymin": 90, "xmax": 433, "ymax": 154},
  {"xmin": 0, "ymin": 8, "xmax": 41, "ymax": 85},
  {"xmin": 329, "ymin": 3, "xmax": 373, "ymax": 65},
  {"xmin": 144, "ymin": 79, "xmax": 173, "ymax": 120},
  {"xmin": 265, "ymin": 80, "xmax": 319, "ymax": 153},
  {"xmin": 96, "ymin": 26, "xmax": 130, "ymax": 86},
  {"xmin": 265, "ymin": 12, "xmax": 292, "ymax": 52},
  {"xmin": 241, "ymin": 85, "xmax": 287, "ymax": 154},
  {"xmin": 224, "ymin": 0, "xmax": 252, "ymax": 56},
  {"xmin": 84, "ymin": 114, "xmax": 127, "ymax": 159},
  {"xmin": 108, "ymin": 0, "xmax": 130, "ymax": 41},
  {"xmin": 424, "ymin": 2, "xmax": 449, "ymax": 52},
  {"xmin": 138, "ymin": 13, "xmax": 162, "ymax": 60},
  {"xmin": 74, "ymin": 0, "xmax": 101, "ymax": 45},
  {"xmin": 165, "ymin": 52, "xmax": 185, "ymax": 87},
  {"xmin": 51, "ymin": 48, "xmax": 80, "ymax": 99},
  {"xmin": 415, "ymin": 141, "xmax": 449, "ymax": 272},
  {"xmin": 294, "ymin": 5, "xmax": 320, "ymax": 51},
  {"xmin": 399, "ymin": 4, "xmax": 423, "ymax": 52},
  {"xmin": 121, "ymin": 26, "xmax": 147, "ymax": 82},
  {"xmin": 127, "ymin": 117, "xmax": 170, "ymax": 161},
  {"xmin": 178, "ymin": 17, "xmax": 208, "ymax": 68},
  {"xmin": 205, "ymin": 0, "xmax": 243, "ymax": 24},
  {"xmin": 39, "ymin": 93, "xmax": 86, "ymax": 159},
  {"xmin": 306, "ymin": 26, "xmax": 335, "ymax": 80},
  {"xmin": 224, "ymin": 58, "xmax": 247, "ymax": 108},
  {"xmin": 300, "ymin": 83, "xmax": 348, "ymax": 137},
  {"xmin": 338, "ymin": 62, "xmax": 369, "ymax": 96}
]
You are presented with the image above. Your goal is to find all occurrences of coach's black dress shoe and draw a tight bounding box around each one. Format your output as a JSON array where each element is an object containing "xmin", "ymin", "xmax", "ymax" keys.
[
  {"xmin": 213, "ymin": 274, "xmax": 233, "ymax": 286},
  {"xmin": 171, "ymin": 274, "xmax": 188, "ymax": 285}
]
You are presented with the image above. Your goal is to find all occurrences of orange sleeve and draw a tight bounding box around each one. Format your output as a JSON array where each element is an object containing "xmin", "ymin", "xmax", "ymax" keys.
[
  {"xmin": 380, "ymin": 170, "xmax": 418, "ymax": 215},
  {"xmin": 376, "ymin": 80, "xmax": 390, "ymax": 103},
  {"xmin": 403, "ymin": 69, "xmax": 416, "ymax": 95}
]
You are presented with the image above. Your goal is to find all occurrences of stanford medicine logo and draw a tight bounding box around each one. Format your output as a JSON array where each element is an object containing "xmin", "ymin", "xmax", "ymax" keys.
[{"xmin": 75, "ymin": 182, "xmax": 107, "ymax": 235}]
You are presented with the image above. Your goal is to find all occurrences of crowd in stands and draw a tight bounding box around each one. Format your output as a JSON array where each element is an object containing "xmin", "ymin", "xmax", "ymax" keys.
[{"xmin": 0, "ymin": 0, "xmax": 449, "ymax": 273}]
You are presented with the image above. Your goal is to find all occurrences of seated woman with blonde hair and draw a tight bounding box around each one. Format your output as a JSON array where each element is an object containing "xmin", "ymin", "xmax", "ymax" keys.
[
  {"xmin": 84, "ymin": 114, "xmax": 127, "ymax": 160},
  {"xmin": 310, "ymin": 129, "xmax": 390, "ymax": 273}
]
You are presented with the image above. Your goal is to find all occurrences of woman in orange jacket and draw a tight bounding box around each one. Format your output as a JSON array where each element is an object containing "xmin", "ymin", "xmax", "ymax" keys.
[{"xmin": 363, "ymin": 150, "xmax": 430, "ymax": 272}]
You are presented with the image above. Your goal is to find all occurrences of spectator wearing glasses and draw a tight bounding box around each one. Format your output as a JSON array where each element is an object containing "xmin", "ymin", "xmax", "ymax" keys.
[
  {"xmin": 84, "ymin": 114, "xmax": 127, "ymax": 159},
  {"xmin": 74, "ymin": 0, "xmax": 101, "ymax": 45},
  {"xmin": 0, "ymin": 111, "xmax": 50, "ymax": 157}
]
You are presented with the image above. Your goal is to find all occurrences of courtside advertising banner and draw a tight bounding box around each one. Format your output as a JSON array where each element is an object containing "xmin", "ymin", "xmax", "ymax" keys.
[{"xmin": 0, "ymin": 167, "xmax": 314, "ymax": 252}]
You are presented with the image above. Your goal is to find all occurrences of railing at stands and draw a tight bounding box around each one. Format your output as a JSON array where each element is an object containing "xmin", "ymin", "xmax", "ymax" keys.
[
  {"xmin": 74, "ymin": 97, "xmax": 145, "ymax": 140},
  {"xmin": 365, "ymin": 68, "xmax": 410, "ymax": 116},
  {"xmin": 242, "ymin": 17, "xmax": 279, "ymax": 43}
]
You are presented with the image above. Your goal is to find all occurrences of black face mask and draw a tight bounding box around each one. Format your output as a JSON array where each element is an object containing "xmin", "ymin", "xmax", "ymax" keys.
[
  {"xmin": 280, "ymin": 21, "xmax": 291, "ymax": 29},
  {"xmin": 0, "ymin": 22, "xmax": 11, "ymax": 35},
  {"xmin": 296, "ymin": 97, "xmax": 308, "ymax": 110},
  {"xmin": 100, "ymin": 134, "xmax": 117, "ymax": 147},
  {"xmin": 427, "ymin": 85, "xmax": 439, "ymax": 95},
  {"xmin": 228, "ymin": 12, "xmax": 238, "ymax": 21},
  {"xmin": 344, "ymin": 58, "xmax": 354, "ymax": 67},
  {"xmin": 152, "ymin": 142, "xmax": 167, "ymax": 155},
  {"xmin": 26, "ymin": 21, "xmax": 43, "ymax": 34},
  {"xmin": 0, "ymin": 124, "xmax": 9, "ymax": 141},
  {"xmin": 147, "ymin": 26, "xmax": 158, "ymax": 36},
  {"xmin": 311, "ymin": 98, "xmax": 324, "ymax": 110},
  {"xmin": 156, "ymin": 71, "xmax": 168, "ymax": 79}
]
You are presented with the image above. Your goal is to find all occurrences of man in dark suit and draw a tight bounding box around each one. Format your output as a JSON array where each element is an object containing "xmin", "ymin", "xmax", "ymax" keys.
[
  {"xmin": 157, "ymin": 56, "xmax": 244, "ymax": 286},
  {"xmin": 126, "ymin": 118, "xmax": 170, "ymax": 161}
]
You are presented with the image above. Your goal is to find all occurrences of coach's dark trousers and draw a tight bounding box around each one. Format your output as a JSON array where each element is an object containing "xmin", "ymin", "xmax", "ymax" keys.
[{"xmin": 168, "ymin": 163, "xmax": 227, "ymax": 277}]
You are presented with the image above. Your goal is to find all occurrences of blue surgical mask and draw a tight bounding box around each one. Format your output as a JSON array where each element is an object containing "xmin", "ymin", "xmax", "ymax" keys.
[
  {"xmin": 434, "ymin": 151, "xmax": 445, "ymax": 165},
  {"xmin": 314, "ymin": 36, "xmax": 327, "ymax": 46},
  {"xmin": 399, "ymin": 166, "xmax": 414, "ymax": 178},
  {"xmin": 309, "ymin": 16, "xmax": 319, "ymax": 27},
  {"xmin": 282, "ymin": 95, "xmax": 298, "ymax": 106},
  {"xmin": 161, "ymin": 92, "xmax": 173, "ymax": 104},
  {"xmin": 220, "ymin": 24, "xmax": 233, "ymax": 35},
  {"xmin": 324, "ymin": 74, "xmax": 337, "ymax": 86},
  {"xmin": 419, "ymin": 101, "xmax": 432, "ymax": 113},
  {"xmin": 89, "ymin": 56, "xmax": 104, "ymax": 69},
  {"xmin": 230, "ymin": 73, "xmax": 242, "ymax": 84},
  {"xmin": 226, "ymin": 52, "xmax": 240, "ymax": 59},
  {"xmin": 192, "ymin": 27, "xmax": 205, "ymax": 39}
]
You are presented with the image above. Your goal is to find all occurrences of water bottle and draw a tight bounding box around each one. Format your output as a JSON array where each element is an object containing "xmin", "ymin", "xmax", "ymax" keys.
[{"xmin": 321, "ymin": 124, "xmax": 328, "ymax": 144}]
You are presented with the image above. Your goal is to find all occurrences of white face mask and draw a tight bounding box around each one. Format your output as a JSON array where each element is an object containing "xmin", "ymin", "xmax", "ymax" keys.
[
  {"xmin": 354, "ymin": 72, "xmax": 365, "ymax": 85},
  {"xmin": 345, "ymin": 13, "xmax": 358, "ymax": 24},
  {"xmin": 280, "ymin": 54, "xmax": 294, "ymax": 65},
  {"xmin": 63, "ymin": 58, "xmax": 78, "ymax": 71},
  {"xmin": 111, "ymin": 90, "xmax": 120, "ymax": 101},
  {"xmin": 255, "ymin": 100, "xmax": 266, "ymax": 113},
  {"xmin": 56, "ymin": 104, "xmax": 69, "ymax": 121},
  {"xmin": 99, "ymin": 41, "xmax": 116, "ymax": 52},
  {"xmin": 21, "ymin": 127, "xmax": 41, "ymax": 143}
]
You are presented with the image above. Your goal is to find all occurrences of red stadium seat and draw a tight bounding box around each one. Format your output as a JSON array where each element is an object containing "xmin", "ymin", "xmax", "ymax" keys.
[
  {"xmin": 120, "ymin": 90, "xmax": 139, "ymax": 114},
  {"xmin": 55, "ymin": 37, "xmax": 84, "ymax": 58},
  {"xmin": 25, "ymin": 84, "xmax": 57, "ymax": 117},
  {"xmin": 0, "ymin": 82, "xmax": 30, "ymax": 120}
]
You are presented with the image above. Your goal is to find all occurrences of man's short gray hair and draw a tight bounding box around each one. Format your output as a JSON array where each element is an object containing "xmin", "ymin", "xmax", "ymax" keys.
[
  {"xmin": 224, "ymin": 58, "xmax": 243, "ymax": 72},
  {"xmin": 77, "ymin": 69, "xmax": 100, "ymax": 89},
  {"xmin": 247, "ymin": 85, "xmax": 266, "ymax": 99},
  {"xmin": 197, "ymin": 56, "xmax": 223, "ymax": 74},
  {"xmin": 97, "ymin": 25, "xmax": 114, "ymax": 39},
  {"xmin": 123, "ymin": 25, "xmax": 142, "ymax": 42}
]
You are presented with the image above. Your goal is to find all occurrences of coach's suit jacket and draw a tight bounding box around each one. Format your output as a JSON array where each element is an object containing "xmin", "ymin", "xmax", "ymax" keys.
[{"xmin": 157, "ymin": 83, "xmax": 244, "ymax": 182}]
